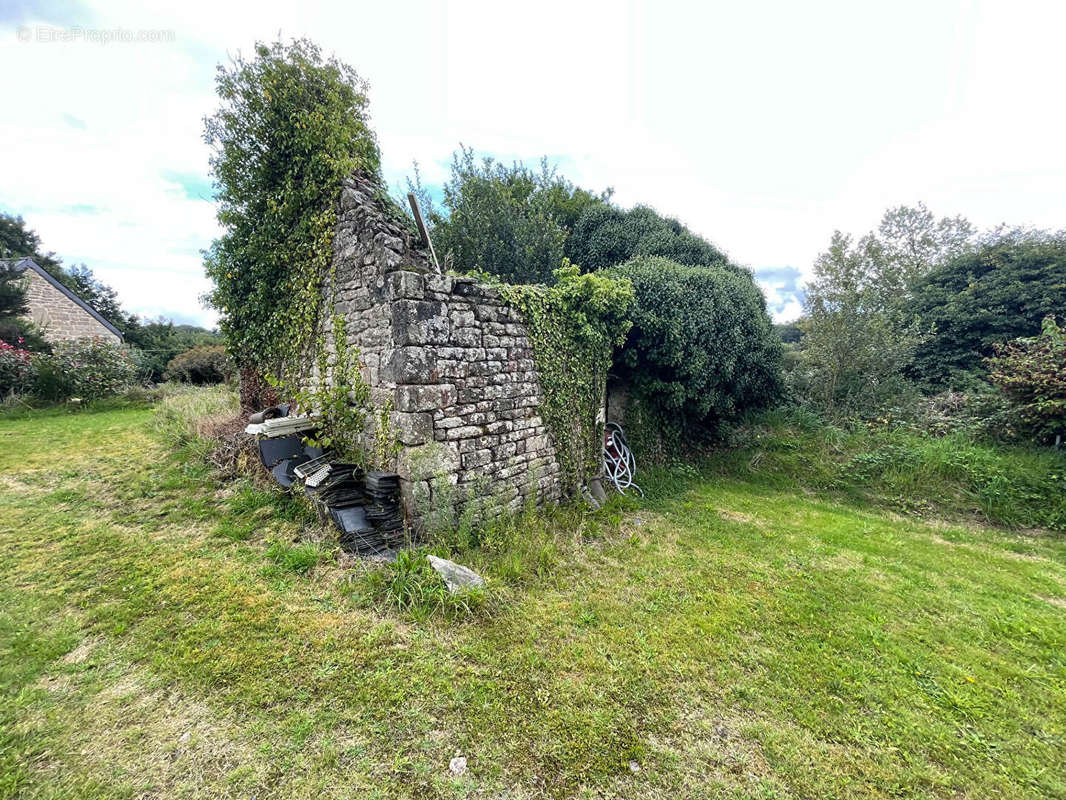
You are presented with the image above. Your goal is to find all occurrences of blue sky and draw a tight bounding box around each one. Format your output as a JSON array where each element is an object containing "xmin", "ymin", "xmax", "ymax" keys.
[{"xmin": 2, "ymin": 0, "xmax": 1065, "ymax": 327}]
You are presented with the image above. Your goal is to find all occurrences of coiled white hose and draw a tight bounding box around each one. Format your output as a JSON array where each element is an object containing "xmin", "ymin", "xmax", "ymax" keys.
[{"xmin": 603, "ymin": 422, "xmax": 643, "ymax": 497}]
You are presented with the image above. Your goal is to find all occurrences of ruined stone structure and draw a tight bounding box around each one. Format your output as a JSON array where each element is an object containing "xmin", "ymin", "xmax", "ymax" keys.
[
  {"xmin": 3, "ymin": 257, "xmax": 123, "ymax": 343},
  {"xmin": 322, "ymin": 172, "xmax": 564, "ymax": 523}
]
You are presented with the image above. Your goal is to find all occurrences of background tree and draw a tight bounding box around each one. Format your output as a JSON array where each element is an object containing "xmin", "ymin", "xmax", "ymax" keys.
[
  {"xmin": 0, "ymin": 262, "xmax": 48, "ymax": 350},
  {"xmin": 867, "ymin": 203, "xmax": 974, "ymax": 303},
  {"xmin": 986, "ymin": 315, "xmax": 1066, "ymax": 445},
  {"xmin": 791, "ymin": 204, "xmax": 977, "ymax": 415},
  {"xmin": 793, "ymin": 232, "xmax": 924, "ymax": 415},
  {"xmin": 0, "ymin": 213, "xmax": 63, "ymax": 274},
  {"xmin": 425, "ymin": 146, "xmax": 609, "ymax": 283},
  {"xmin": 910, "ymin": 229, "xmax": 1066, "ymax": 388},
  {"xmin": 203, "ymin": 38, "xmax": 381, "ymax": 384}
]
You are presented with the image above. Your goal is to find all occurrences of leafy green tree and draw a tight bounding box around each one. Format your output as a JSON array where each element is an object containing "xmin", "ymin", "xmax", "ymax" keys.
[
  {"xmin": 793, "ymin": 231, "xmax": 925, "ymax": 415},
  {"xmin": 64, "ymin": 265, "xmax": 133, "ymax": 333},
  {"xmin": 203, "ymin": 38, "xmax": 380, "ymax": 378},
  {"xmin": 427, "ymin": 146, "xmax": 608, "ymax": 284},
  {"xmin": 792, "ymin": 204, "xmax": 977, "ymax": 415},
  {"xmin": 608, "ymin": 256, "xmax": 782, "ymax": 430},
  {"xmin": 0, "ymin": 213, "xmax": 62, "ymax": 274},
  {"xmin": 986, "ymin": 315, "xmax": 1066, "ymax": 444},
  {"xmin": 910, "ymin": 229, "xmax": 1066, "ymax": 387},
  {"xmin": 866, "ymin": 203, "xmax": 974, "ymax": 303},
  {"xmin": 567, "ymin": 203, "xmax": 733, "ymax": 273}
]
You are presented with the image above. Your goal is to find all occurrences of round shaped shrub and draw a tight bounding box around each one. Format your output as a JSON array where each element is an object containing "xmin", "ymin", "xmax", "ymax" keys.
[
  {"xmin": 567, "ymin": 204, "xmax": 734, "ymax": 272},
  {"xmin": 164, "ymin": 344, "xmax": 235, "ymax": 385},
  {"xmin": 608, "ymin": 256, "xmax": 783, "ymax": 429}
]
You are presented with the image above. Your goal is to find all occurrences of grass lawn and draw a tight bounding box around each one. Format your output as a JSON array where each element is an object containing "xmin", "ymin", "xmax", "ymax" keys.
[{"xmin": 1, "ymin": 401, "xmax": 1064, "ymax": 798}]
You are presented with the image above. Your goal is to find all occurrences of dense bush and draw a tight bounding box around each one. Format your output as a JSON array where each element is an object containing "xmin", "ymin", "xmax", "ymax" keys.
[
  {"xmin": 608, "ymin": 257, "xmax": 782, "ymax": 433},
  {"xmin": 30, "ymin": 339, "xmax": 139, "ymax": 402},
  {"xmin": 127, "ymin": 321, "xmax": 223, "ymax": 382},
  {"xmin": 0, "ymin": 340, "xmax": 34, "ymax": 395},
  {"xmin": 910, "ymin": 229, "xmax": 1066, "ymax": 387},
  {"xmin": 986, "ymin": 316, "xmax": 1066, "ymax": 444},
  {"xmin": 164, "ymin": 344, "xmax": 234, "ymax": 384},
  {"xmin": 567, "ymin": 203, "xmax": 735, "ymax": 273}
]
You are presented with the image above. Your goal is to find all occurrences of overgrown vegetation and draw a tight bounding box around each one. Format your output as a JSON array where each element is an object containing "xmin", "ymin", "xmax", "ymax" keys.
[
  {"xmin": 986, "ymin": 315, "xmax": 1066, "ymax": 445},
  {"xmin": 709, "ymin": 408, "xmax": 1066, "ymax": 531},
  {"xmin": 911, "ymin": 229, "xmax": 1066, "ymax": 388},
  {"xmin": 416, "ymin": 146, "xmax": 609, "ymax": 284},
  {"xmin": 163, "ymin": 344, "xmax": 234, "ymax": 384},
  {"xmin": 411, "ymin": 146, "xmax": 780, "ymax": 450},
  {"xmin": 787, "ymin": 204, "xmax": 975, "ymax": 416},
  {"xmin": 498, "ymin": 263, "xmax": 633, "ymax": 489},
  {"xmin": 566, "ymin": 201, "xmax": 735, "ymax": 273}
]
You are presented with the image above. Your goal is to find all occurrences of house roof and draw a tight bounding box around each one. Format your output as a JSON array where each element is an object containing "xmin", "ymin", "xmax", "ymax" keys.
[{"xmin": 1, "ymin": 256, "xmax": 124, "ymax": 340}]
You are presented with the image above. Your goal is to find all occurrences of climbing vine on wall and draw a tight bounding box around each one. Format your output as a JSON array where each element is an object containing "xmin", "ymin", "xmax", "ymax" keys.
[{"xmin": 498, "ymin": 262, "xmax": 633, "ymax": 490}]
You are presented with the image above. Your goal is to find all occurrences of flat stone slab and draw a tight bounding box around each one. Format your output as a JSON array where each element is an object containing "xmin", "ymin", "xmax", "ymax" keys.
[{"xmin": 427, "ymin": 555, "xmax": 486, "ymax": 593}]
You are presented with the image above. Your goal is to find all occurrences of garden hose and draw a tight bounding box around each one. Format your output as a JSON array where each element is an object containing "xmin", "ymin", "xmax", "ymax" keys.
[{"xmin": 603, "ymin": 422, "xmax": 643, "ymax": 497}]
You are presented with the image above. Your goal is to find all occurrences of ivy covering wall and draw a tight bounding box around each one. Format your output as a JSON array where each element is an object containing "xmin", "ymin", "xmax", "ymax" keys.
[{"xmin": 498, "ymin": 263, "xmax": 633, "ymax": 489}]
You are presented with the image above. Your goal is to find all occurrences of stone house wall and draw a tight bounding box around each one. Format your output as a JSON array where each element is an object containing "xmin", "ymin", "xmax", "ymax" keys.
[
  {"xmin": 22, "ymin": 268, "xmax": 122, "ymax": 344},
  {"xmin": 322, "ymin": 172, "xmax": 563, "ymax": 525}
]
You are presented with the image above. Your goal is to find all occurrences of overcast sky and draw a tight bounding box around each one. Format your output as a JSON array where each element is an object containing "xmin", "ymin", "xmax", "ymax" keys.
[{"xmin": 2, "ymin": 0, "xmax": 1064, "ymax": 327}]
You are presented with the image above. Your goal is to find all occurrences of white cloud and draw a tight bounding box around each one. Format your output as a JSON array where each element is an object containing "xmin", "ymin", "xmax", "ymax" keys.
[{"xmin": 3, "ymin": 0, "xmax": 1065, "ymax": 328}]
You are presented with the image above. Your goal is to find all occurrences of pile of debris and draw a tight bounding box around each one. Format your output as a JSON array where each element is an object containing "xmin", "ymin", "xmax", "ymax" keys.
[{"xmin": 245, "ymin": 405, "xmax": 405, "ymax": 556}]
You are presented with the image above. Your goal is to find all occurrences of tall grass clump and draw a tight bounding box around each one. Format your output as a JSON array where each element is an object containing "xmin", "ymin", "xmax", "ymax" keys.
[{"xmin": 152, "ymin": 383, "xmax": 241, "ymax": 456}]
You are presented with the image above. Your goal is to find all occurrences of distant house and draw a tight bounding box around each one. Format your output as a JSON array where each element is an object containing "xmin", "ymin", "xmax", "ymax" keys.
[{"xmin": 1, "ymin": 257, "xmax": 122, "ymax": 343}]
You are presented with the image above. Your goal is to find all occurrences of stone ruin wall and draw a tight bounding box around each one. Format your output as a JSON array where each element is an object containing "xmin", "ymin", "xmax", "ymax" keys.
[{"xmin": 322, "ymin": 172, "xmax": 563, "ymax": 525}]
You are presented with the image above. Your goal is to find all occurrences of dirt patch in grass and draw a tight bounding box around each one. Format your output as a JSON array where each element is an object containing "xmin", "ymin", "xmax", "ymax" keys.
[
  {"xmin": 62, "ymin": 638, "xmax": 99, "ymax": 664},
  {"xmin": 716, "ymin": 509, "xmax": 765, "ymax": 527}
]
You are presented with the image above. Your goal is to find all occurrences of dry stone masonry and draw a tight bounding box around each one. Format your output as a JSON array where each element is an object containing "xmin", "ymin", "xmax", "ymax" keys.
[{"xmin": 322, "ymin": 172, "xmax": 564, "ymax": 526}]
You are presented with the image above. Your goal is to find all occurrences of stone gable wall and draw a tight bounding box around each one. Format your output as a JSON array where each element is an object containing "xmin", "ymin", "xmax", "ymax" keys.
[
  {"xmin": 22, "ymin": 269, "xmax": 121, "ymax": 343},
  {"xmin": 323, "ymin": 173, "xmax": 563, "ymax": 525}
]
